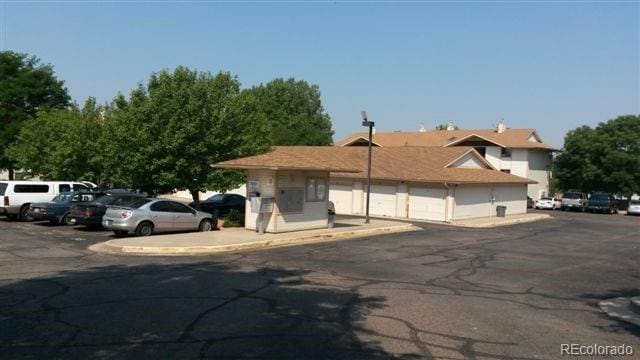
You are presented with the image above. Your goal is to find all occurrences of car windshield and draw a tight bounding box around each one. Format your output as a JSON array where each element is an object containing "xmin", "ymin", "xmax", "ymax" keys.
[
  {"xmin": 125, "ymin": 198, "xmax": 152, "ymax": 209},
  {"xmin": 540, "ymin": 197, "xmax": 552, "ymax": 200},
  {"xmin": 563, "ymin": 193, "xmax": 581, "ymax": 199},
  {"xmin": 52, "ymin": 193, "xmax": 74, "ymax": 203},
  {"xmin": 206, "ymin": 194, "xmax": 224, "ymax": 201},
  {"xmin": 91, "ymin": 195, "xmax": 117, "ymax": 206},
  {"xmin": 590, "ymin": 194, "xmax": 609, "ymax": 201},
  {"xmin": 630, "ymin": 200, "xmax": 640, "ymax": 205}
]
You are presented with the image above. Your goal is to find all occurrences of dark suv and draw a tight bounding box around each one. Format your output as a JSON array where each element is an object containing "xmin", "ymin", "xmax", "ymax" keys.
[{"xmin": 586, "ymin": 193, "xmax": 618, "ymax": 214}]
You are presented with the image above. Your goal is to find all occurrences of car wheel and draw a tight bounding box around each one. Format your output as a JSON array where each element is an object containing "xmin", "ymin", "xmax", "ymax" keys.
[
  {"xmin": 113, "ymin": 230, "xmax": 128, "ymax": 237},
  {"xmin": 19, "ymin": 204, "xmax": 33, "ymax": 221},
  {"xmin": 135, "ymin": 222, "xmax": 154, "ymax": 237},
  {"xmin": 61, "ymin": 214, "xmax": 74, "ymax": 225},
  {"xmin": 198, "ymin": 219, "xmax": 213, "ymax": 232}
]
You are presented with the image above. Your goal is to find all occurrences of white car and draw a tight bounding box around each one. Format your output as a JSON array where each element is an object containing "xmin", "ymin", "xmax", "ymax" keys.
[
  {"xmin": 535, "ymin": 197, "xmax": 561, "ymax": 210},
  {"xmin": 627, "ymin": 200, "xmax": 640, "ymax": 216}
]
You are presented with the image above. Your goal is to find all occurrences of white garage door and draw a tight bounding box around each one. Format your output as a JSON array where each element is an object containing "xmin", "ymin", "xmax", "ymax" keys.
[
  {"xmin": 454, "ymin": 186, "xmax": 492, "ymax": 220},
  {"xmin": 409, "ymin": 187, "xmax": 446, "ymax": 221},
  {"xmin": 369, "ymin": 185, "xmax": 397, "ymax": 217},
  {"xmin": 329, "ymin": 184, "xmax": 353, "ymax": 214}
]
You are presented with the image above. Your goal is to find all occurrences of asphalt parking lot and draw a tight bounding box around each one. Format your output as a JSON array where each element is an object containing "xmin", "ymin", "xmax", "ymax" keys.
[{"xmin": 1, "ymin": 210, "xmax": 638, "ymax": 359}]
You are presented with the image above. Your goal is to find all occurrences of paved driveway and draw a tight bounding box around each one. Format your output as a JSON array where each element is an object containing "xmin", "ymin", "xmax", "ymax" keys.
[{"xmin": 1, "ymin": 211, "xmax": 638, "ymax": 359}]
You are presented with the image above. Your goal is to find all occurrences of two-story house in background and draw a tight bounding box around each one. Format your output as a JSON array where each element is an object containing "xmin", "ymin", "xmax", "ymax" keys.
[{"xmin": 334, "ymin": 120, "xmax": 558, "ymax": 201}]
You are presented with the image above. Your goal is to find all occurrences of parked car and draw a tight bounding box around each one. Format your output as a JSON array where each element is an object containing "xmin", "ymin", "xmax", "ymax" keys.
[
  {"xmin": 67, "ymin": 192, "xmax": 147, "ymax": 227},
  {"xmin": 189, "ymin": 193, "xmax": 245, "ymax": 217},
  {"xmin": 0, "ymin": 181, "xmax": 91, "ymax": 220},
  {"xmin": 586, "ymin": 192, "xmax": 618, "ymax": 214},
  {"xmin": 28, "ymin": 191, "xmax": 102, "ymax": 225},
  {"xmin": 626, "ymin": 199, "xmax": 640, "ymax": 216},
  {"xmin": 535, "ymin": 197, "xmax": 560, "ymax": 210},
  {"xmin": 102, "ymin": 198, "xmax": 217, "ymax": 237},
  {"xmin": 561, "ymin": 192, "xmax": 587, "ymax": 211},
  {"xmin": 527, "ymin": 196, "xmax": 535, "ymax": 209}
]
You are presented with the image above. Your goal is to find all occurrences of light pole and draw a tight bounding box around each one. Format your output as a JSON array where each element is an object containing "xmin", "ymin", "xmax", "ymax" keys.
[{"xmin": 361, "ymin": 111, "xmax": 375, "ymax": 224}]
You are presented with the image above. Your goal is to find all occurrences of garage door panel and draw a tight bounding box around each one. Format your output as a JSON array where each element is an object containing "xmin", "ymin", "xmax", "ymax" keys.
[
  {"xmin": 409, "ymin": 187, "xmax": 446, "ymax": 221},
  {"xmin": 454, "ymin": 186, "xmax": 492, "ymax": 220},
  {"xmin": 369, "ymin": 185, "xmax": 397, "ymax": 217},
  {"xmin": 329, "ymin": 184, "xmax": 353, "ymax": 214}
]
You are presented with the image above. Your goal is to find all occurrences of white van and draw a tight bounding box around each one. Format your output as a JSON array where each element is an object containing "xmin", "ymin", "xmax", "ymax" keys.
[{"xmin": 0, "ymin": 181, "xmax": 90, "ymax": 220}]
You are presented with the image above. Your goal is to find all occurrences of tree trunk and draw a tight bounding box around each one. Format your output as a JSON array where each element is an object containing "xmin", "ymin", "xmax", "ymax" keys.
[
  {"xmin": 8, "ymin": 167, "xmax": 14, "ymax": 180},
  {"xmin": 190, "ymin": 189, "xmax": 200, "ymax": 204}
]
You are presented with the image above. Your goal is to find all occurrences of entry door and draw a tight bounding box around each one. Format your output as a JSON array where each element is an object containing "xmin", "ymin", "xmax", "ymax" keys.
[
  {"xmin": 329, "ymin": 184, "xmax": 353, "ymax": 214},
  {"xmin": 409, "ymin": 187, "xmax": 446, "ymax": 221},
  {"xmin": 369, "ymin": 185, "xmax": 397, "ymax": 217}
]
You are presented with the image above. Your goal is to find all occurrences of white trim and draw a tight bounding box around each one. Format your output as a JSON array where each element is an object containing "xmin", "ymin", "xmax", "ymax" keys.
[
  {"xmin": 340, "ymin": 136, "xmax": 383, "ymax": 147},
  {"xmin": 444, "ymin": 133, "xmax": 506, "ymax": 148},
  {"xmin": 444, "ymin": 149, "xmax": 497, "ymax": 170}
]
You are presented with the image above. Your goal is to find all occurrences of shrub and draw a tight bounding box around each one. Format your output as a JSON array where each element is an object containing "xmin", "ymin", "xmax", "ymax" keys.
[{"xmin": 222, "ymin": 209, "xmax": 244, "ymax": 227}]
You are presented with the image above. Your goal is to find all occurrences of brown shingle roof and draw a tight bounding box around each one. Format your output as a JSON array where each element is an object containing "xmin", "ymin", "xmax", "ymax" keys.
[
  {"xmin": 214, "ymin": 146, "xmax": 536, "ymax": 185},
  {"xmin": 335, "ymin": 128, "xmax": 558, "ymax": 151}
]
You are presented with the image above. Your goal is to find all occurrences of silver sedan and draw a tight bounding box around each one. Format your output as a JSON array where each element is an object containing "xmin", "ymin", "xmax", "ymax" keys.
[{"xmin": 102, "ymin": 198, "xmax": 217, "ymax": 237}]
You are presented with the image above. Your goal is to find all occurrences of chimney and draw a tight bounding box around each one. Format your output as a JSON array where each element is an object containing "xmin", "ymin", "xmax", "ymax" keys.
[
  {"xmin": 497, "ymin": 119, "xmax": 505, "ymax": 133},
  {"xmin": 419, "ymin": 122, "xmax": 427, "ymax": 132},
  {"xmin": 446, "ymin": 121, "xmax": 455, "ymax": 131}
]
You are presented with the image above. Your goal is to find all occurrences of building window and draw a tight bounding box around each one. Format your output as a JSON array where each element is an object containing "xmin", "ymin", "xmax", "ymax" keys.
[
  {"xmin": 501, "ymin": 169, "xmax": 511, "ymax": 174},
  {"xmin": 501, "ymin": 148, "xmax": 512, "ymax": 158},
  {"xmin": 306, "ymin": 178, "xmax": 326, "ymax": 202}
]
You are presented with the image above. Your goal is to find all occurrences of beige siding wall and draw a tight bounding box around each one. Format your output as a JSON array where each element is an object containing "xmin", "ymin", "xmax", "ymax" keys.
[
  {"xmin": 510, "ymin": 149, "xmax": 529, "ymax": 179},
  {"xmin": 449, "ymin": 153, "xmax": 487, "ymax": 169},
  {"xmin": 352, "ymin": 181, "xmax": 364, "ymax": 214},
  {"xmin": 493, "ymin": 185, "xmax": 528, "ymax": 215},
  {"xmin": 527, "ymin": 150, "xmax": 552, "ymax": 199},
  {"xmin": 484, "ymin": 146, "xmax": 503, "ymax": 170},
  {"xmin": 453, "ymin": 185, "xmax": 492, "ymax": 220},
  {"xmin": 275, "ymin": 170, "xmax": 329, "ymax": 232},
  {"xmin": 453, "ymin": 184, "xmax": 528, "ymax": 220}
]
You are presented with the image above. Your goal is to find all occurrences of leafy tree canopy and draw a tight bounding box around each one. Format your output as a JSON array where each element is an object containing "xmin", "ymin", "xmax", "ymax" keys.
[
  {"xmin": 243, "ymin": 78, "xmax": 334, "ymax": 146},
  {"xmin": 0, "ymin": 51, "xmax": 70, "ymax": 177},
  {"xmin": 553, "ymin": 115, "xmax": 640, "ymax": 196},
  {"xmin": 434, "ymin": 123, "xmax": 459, "ymax": 130},
  {"xmin": 7, "ymin": 98, "xmax": 104, "ymax": 182},
  {"xmin": 99, "ymin": 67, "xmax": 270, "ymax": 200}
]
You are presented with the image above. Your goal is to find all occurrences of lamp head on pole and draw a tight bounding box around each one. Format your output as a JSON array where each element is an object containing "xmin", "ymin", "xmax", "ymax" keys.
[{"xmin": 361, "ymin": 110, "xmax": 375, "ymax": 127}]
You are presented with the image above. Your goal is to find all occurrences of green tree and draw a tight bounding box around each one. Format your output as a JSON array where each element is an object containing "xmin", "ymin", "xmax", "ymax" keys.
[
  {"xmin": 553, "ymin": 115, "xmax": 640, "ymax": 196},
  {"xmin": 6, "ymin": 98, "xmax": 105, "ymax": 182},
  {"xmin": 0, "ymin": 51, "xmax": 70, "ymax": 179},
  {"xmin": 434, "ymin": 123, "xmax": 459, "ymax": 130},
  {"xmin": 99, "ymin": 67, "xmax": 270, "ymax": 201},
  {"xmin": 244, "ymin": 78, "xmax": 334, "ymax": 145}
]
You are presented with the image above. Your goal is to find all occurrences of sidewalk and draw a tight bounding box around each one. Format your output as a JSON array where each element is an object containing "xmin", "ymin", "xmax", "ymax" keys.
[{"xmin": 89, "ymin": 218, "xmax": 417, "ymax": 256}]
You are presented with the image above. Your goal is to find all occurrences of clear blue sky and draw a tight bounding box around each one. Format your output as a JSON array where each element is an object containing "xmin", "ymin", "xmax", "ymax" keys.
[{"xmin": 2, "ymin": 1, "xmax": 639, "ymax": 147}]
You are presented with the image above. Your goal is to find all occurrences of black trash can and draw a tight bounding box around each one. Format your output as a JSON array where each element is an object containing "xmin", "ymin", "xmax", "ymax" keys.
[{"xmin": 496, "ymin": 205, "xmax": 507, "ymax": 218}]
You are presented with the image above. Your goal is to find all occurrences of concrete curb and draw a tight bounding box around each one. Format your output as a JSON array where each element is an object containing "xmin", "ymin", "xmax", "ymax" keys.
[
  {"xmin": 451, "ymin": 214, "xmax": 551, "ymax": 228},
  {"xmin": 89, "ymin": 223, "xmax": 417, "ymax": 256}
]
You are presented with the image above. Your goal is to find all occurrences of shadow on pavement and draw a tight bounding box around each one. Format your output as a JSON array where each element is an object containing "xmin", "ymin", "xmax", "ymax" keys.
[
  {"xmin": 0, "ymin": 262, "xmax": 412, "ymax": 359},
  {"xmin": 580, "ymin": 288, "xmax": 640, "ymax": 337}
]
